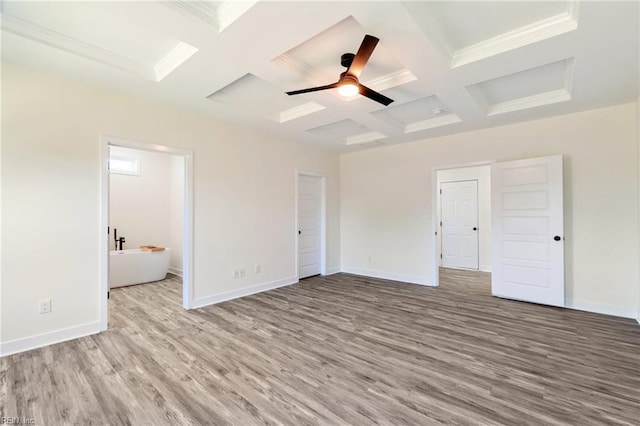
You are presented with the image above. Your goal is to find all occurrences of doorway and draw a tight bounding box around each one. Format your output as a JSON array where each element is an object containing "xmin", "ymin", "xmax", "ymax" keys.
[
  {"xmin": 436, "ymin": 164, "xmax": 492, "ymax": 276},
  {"xmin": 433, "ymin": 156, "xmax": 565, "ymax": 308},
  {"xmin": 99, "ymin": 136, "xmax": 194, "ymax": 331},
  {"xmin": 296, "ymin": 172, "xmax": 326, "ymax": 279}
]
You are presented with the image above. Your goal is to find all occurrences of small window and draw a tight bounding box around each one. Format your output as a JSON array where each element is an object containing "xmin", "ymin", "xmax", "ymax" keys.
[{"xmin": 109, "ymin": 155, "xmax": 140, "ymax": 176}]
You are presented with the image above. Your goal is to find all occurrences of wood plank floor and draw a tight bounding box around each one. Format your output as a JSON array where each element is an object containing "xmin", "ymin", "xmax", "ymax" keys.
[{"xmin": 2, "ymin": 269, "xmax": 640, "ymax": 425}]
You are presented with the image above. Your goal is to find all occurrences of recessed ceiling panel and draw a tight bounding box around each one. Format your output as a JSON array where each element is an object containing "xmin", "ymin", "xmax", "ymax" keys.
[
  {"xmin": 207, "ymin": 73, "xmax": 325, "ymax": 122},
  {"xmin": 373, "ymin": 96, "xmax": 462, "ymax": 132},
  {"xmin": 404, "ymin": 1, "xmax": 578, "ymax": 67},
  {"xmin": 423, "ymin": 2, "xmax": 569, "ymax": 50},
  {"xmin": 373, "ymin": 96, "xmax": 449, "ymax": 125},
  {"xmin": 307, "ymin": 119, "xmax": 385, "ymax": 144},
  {"xmin": 468, "ymin": 59, "xmax": 573, "ymax": 115},
  {"xmin": 273, "ymin": 15, "xmax": 413, "ymax": 96}
]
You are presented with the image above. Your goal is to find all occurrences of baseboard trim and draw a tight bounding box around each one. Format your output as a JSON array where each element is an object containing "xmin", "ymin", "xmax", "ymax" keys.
[
  {"xmin": 341, "ymin": 267, "xmax": 436, "ymax": 286},
  {"xmin": 565, "ymin": 299, "xmax": 636, "ymax": 319},
  {"xmin": 337, "ymin": 271, "xmax": 637, "ymax": 320},
  {"xmin": 191, "ymin": 276, "xmax": 298, "ymax": 309},
  {"xmin": 480, "ymin": 265, "xmax": 492, "ymax": 273},
  {"xmin": 0, "ymin": 320, "xmax": 102, "ymax": 357},
  {"xmin": 323, "ymin": 266, "xmax": 340, "ymax": 276},
  {"xmin": 168, "ymin": 267, "xmax": 183, "ymax": 277}
]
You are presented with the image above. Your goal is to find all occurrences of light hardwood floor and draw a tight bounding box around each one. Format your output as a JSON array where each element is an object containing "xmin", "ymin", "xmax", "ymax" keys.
[{"xmin": 2, "ymin": 269, "xmax": 639, "ymax": 425}]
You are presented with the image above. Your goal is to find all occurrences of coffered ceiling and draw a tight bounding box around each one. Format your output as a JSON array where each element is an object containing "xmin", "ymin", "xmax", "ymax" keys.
[{"xmin": 1, "ymin": 1, "xmax": 638, "ymax": 152}]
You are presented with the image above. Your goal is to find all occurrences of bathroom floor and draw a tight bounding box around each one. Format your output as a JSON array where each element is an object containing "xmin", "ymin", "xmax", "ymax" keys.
[{"xmin": 109, "ymin": 273, "xmax": 183, "ymax": 331}]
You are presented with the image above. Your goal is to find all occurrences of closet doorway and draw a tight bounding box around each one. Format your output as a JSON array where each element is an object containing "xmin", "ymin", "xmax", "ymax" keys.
[{"xmin": 436, "ymin": 164, "xmax": 492, "ymax": 273}]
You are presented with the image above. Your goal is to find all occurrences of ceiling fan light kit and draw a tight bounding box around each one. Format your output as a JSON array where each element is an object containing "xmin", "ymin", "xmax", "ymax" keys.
[
  {"xmin": 286, "ymin": 34, "xmax": 394, "ymax": 106},
  {"xmin": 337, "ymin": 76, "xmax": 359, "ymax": 97}
]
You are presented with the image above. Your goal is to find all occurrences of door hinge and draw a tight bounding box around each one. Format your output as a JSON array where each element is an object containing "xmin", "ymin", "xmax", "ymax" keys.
[
  {"xmin": 440, "ymin": 221, "xmax": 442, "ymax": 226},
  {"xmin": 107, "ymin": 226, "xmax": 110, "ymax": 235},
  {"xmin": 439, "ymin": 189, "xmax": 442, "ymax": 194},
  {"xmin": 107, "ymin": 291, "xmax": 110, "ymax": 300},
  {"xmin": 440, "ymin": 254, "xmax": 442, "ymax": 259}
]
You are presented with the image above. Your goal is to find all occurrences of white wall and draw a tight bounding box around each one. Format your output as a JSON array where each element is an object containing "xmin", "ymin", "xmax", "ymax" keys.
[
  {"xmin": 436, "ymin": 165, "xmax": 491, "ymax": 272},
  {"xmin": 0, "ymin": 63, "xmax": 340, "ymax": 354},
  {"xmin": 341, "ymin": 103, "xmax": 639, "ymax": 318}
]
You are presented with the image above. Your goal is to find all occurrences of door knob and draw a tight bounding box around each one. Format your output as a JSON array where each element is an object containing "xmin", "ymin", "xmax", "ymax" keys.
[
  {"xmin": 473, "ymin": 227, "xmax": 477, "ymax": 231},
  {"xmin": 298, "ymin": 230, "xmax": 301, "ymax": 235},
  {"xmin": 554, "ymin": 235, "xmax": 562, "ymax": 241}
]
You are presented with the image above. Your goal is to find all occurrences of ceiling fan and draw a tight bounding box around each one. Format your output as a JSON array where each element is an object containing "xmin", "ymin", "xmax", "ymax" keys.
[{"xmin": 285, "ymin": 34, "xmax": 394, "ymax": 106}]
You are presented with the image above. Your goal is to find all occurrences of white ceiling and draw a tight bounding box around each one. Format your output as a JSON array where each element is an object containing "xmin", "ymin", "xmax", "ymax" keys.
[{"xmin": 1, "ymin": 1, "xmax": 638, "ymax": 152}]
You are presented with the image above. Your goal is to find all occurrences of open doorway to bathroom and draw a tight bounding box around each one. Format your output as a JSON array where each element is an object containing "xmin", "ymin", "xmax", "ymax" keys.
[{"xmin": 99, "ymin": 136, "xmax": 193, "ymax": 331}]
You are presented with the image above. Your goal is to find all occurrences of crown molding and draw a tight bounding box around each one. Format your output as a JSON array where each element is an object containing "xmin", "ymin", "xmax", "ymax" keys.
[
  {"xmin": 279, "ymin": 102, "xmax": 325, "ymax": 123},
  {"xmin": 0, "ymin": 12, "xmax": 154, "ymax": 80},
  {"xmin": 346, "ymin": 131, "xmax": 386, "ymax": 145},
  {"xmin": 154, "ymin": 41, "xmax": 199, "ymax": 81},
  {"xmin": 405, "ymin": 114, "xmax": 463, "ymax": 133},
  {"xmin": 400, "ymin": 1, "xmax": 454, "ymax": 58},
  {"xmin": 273, "ymin": 53, "xmax": 335, "ymax": 87},
  {"xmin": 163, "ymin": 1, "xmax": 220, "ymax": 31},
  {"xmin": 163, "ymin": 1, "xmax": 258, "ymax": 33},
  {"xmin": 217, "ymin": 1, "xmax": 259, "ymax": 32},
  {"xmin": 451, "ymin": 2, "xmax": 580, "ymax": 68},
  {"xmin": 342, "ymin": 69, "xmax": 417, "ymax": 103},
  {"xmin": 468, "ymin": 58, "xmax": 574, "ymax": 116},
  {"xmin": 486, "ymin": 89, "xmax": 571, "ymax": 116},
  {"xmin": 365, "ymin": 69, "xmax": 417, "ymax": 92}
]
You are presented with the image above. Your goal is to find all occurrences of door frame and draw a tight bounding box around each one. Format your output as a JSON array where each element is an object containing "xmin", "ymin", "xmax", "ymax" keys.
[
  {"xmin": 431, "ymin": 160, "xmax": 494, "ymax": 286},
  {"xmin": 99, "ymin": 135, "xmax": 194, "ymax": 332},
  {"xmin": 439, "ymin": 179, "xmax": 480, "ymax": 271},
  {"xmin": 295, "ymin": 171, "xmax": 327, "ymax": 279}
]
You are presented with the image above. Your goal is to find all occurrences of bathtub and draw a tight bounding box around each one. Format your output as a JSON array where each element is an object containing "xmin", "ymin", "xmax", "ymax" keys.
[{"xmin": 109, "ymin": 248, "xmax": 171, "ymax": 288}]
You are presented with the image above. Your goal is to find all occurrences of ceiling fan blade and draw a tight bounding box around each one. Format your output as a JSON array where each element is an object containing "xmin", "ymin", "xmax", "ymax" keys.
[
  {"xmin": 358, "ymin": 84, "xmax": 394, "ymax": 106},
  {"xmin": 345, "ymin": 34, "xmax": 379, "ymax": 78},
  {"xmin": 286, "ymin": 82, "xmax": 339, "ymax": 96}
]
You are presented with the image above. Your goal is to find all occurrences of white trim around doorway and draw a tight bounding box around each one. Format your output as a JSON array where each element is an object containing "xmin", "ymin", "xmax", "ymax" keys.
[
  {"xmin": 99, "ymin": 135, "xmax": 194, "ymax": 333},
  {"xmin": 431, "ymin": 160, "xmax": 494, "ymax": 287},
  {"xmin": 295, "ymin": 171, "xmax": 327, "ymax": 279}
]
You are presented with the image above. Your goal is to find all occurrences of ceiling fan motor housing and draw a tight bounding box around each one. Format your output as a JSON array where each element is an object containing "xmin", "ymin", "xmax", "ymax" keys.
[
  {"xmin": 341, "ymin": 53, "xmax": 355, "ymax": 68},
  {"xmin": 341, "ymin": 74, "xmax": 358, "ymax": 86}
]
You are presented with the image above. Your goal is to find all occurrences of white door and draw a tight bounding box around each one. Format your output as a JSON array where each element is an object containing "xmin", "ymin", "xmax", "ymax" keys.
[
  {"xmin": 298, "ymin": 175, "xmax": 322, "ymax": 278},
  {"xmin": 441, "ymin": 180, "xmax": 479, "ymax": 269},
  {"xmin": 491, "ymin": 155, "xmax": 564, "ymax": 307}
]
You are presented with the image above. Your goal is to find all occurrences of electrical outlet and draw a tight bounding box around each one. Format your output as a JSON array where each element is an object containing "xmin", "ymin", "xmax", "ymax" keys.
[
  {"xmin": 255, "ymin": 264, "xmax": 261, "ymax": 274},
  {"xmin": 233, "ymin": 269, "xmax": 240, "ymax": 278},
  {"xmin": 39, "ymin": 299, "xmax": 51, "ymax": 314},
  {"xmin": 239, "ymin": 268, "xmax": 245, "ymax": 278}
]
